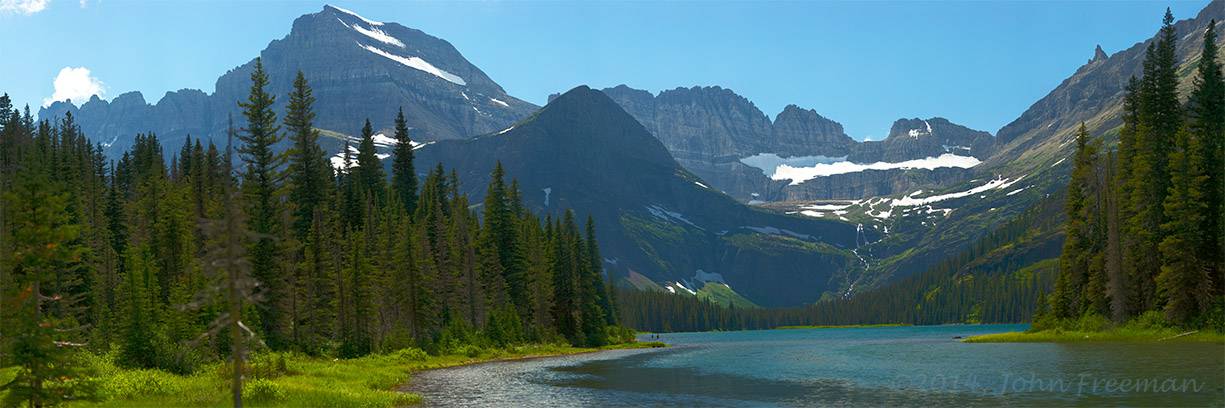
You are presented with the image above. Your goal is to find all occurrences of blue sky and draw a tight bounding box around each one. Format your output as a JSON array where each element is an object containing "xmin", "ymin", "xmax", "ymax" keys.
[{"xmin": 0, "ymin": 0, "xmax": 1211, "ymax": 140}]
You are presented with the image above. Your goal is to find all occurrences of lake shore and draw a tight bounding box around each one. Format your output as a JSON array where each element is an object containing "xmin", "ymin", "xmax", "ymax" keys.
[
  {"xmin": 963, "ymin": 328, "xmax": 1225, "ymax": 343},
  {"xmin": 60, "ymin": 341, "xmax": 666, "ymax": 407},
  {"xmin": 775, "ymin": 323, "xmax": 911, "ymax": 330}
]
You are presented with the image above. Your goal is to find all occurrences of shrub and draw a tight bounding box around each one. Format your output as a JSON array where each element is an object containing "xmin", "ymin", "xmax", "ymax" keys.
[
  {"xmin": 1197, "ymin": 300, "xmax": 1225, "ymax": 332},
  {"xmin": 246, "ymin": 352, "xmax": 294, "ymax": 380},
  {"xmin": 242, "ymin": 378, "xmax": 287, "ymax": 403},
  {"xmin": 454, "ymin": 344, "xmax": 484, "ymax": 358},
  {"xmin": 393, "ymin": 347, "xmax": 428, "ymax": 362},
  {"xmin": 605, "ymin": 326, "xmax": 637, "ymax": 344},
  {"xmin": 99, "ymin": 369, "xmax": 176, "ymax": 400},
  {"xmin": 1125, "ymin": 311, "xmax": 1169, "ymax": 331},
  {"xmin": 1076, "ymin": 313, "xmax": 1110, "ymax": 332}
]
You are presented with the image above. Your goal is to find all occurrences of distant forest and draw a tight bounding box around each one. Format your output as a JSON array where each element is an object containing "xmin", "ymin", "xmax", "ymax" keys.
[{"xmin": 618, "ymin": 196, "xmax": 1061, "ymax": 332}]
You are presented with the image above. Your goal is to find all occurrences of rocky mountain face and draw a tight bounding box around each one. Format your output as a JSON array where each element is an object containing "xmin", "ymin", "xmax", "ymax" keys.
[
  {"xmin": 771, "ymin": 105, "xmax": 856, "ymax": 157},
  {"xmin": 579, "ymin": 85, "xmax": 996, "ymax": 202},
  {"xmin": 989, "ymin": 1, "xmax": 1224, "ymax": 169},
  {"xmin": 852, "ymin": 1, "xmax": 1225, "ymax": 285},
  {"xmin": 40, "ymin": 5, "xmax": 536, "ymax": 159},
  {"xmin": 851, "ymin": 117, "xmax": 994, "ymax": 162},
  {"xmin": 417, "ymin": 86, "xmax": 871, "ymax": 307}
]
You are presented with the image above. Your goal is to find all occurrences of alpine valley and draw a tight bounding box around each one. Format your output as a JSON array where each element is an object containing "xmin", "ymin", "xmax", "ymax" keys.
[
  {"xmin": 5, "ymin": 1, "xmax": 1225, "ymax": 407},
  {"xmin": 31, "ymin": 2, "xmax": 1225, "ymax": 313}
]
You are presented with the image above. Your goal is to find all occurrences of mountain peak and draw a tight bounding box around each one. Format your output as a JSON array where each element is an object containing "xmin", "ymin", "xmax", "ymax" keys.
[
  {"xmin": 888, "ymin": 117, "xmax": 936, "ymax": 138},
  {"xmin": 1090, "ymin": 44, "xmax": 1108, "ymax": 64},
  {"xmin": 321, "ymin": 4, "xmax": 384, "ymax": 26},
  {"xmin": 531, "ymin": 85, "xmax": 656, "ymax": 142},
  {"xmin": 39, "ymin": 4, "xmax": 536, "ymax": 158}
]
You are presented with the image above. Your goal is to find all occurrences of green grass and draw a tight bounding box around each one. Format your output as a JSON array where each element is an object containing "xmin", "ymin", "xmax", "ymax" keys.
[
  {"xmin": 696, "ymin": 282, "xmax": 759, "ymax": 309},
  {"xmin": 13, "ymin": 341, "xmax": 663, "ymax": 407},
  {"xmin": 963, "ymin": 328, "xmax": 1225, "ymax": 343},
  {"xmin": 775, "ymin": 323, "xmax": 910, "ymax": 330}
]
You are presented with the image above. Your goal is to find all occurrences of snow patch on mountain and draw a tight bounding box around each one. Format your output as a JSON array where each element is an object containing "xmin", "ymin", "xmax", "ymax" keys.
[
  {"xmin": 370, "ymin": 133, "xmax": 399, "ymax": 147},
  {"xmin": 329, "ymin": 143, "xmax": 390, "ymax": 170},
  {"xmin": 646, "ymin": 205, "xmax": 701, "ymax": 230},
  {"xmin": 352, "ymin": 24, "xmax": 404, "ymax": 48},
  {"xmin": 771, "ymin": 153, "xmax": 981, "ymax": 185},
  {"xmin": 890, "ymin": 176, "xmax": 1023, "ymax": 207},
  {"xmin": 329, "ymin": 4, "xmax": 384, "ymax": 26},
  {"xmin": 800, "ymin": 201, "xmax": 859, "ymax": 211},
  {"xmin": 739, "ymin": 153, "xmax": 847, "ymax": 178},
  {"xmin": 908, "ymin": 120, "xmax": 933, "ymax": 138},
  {"xmin": 358, "ymin": 43, "xmax": 467, "ymax": 86},
  {"xmin": 665, "ymin": 281, "xmax": 697, "ymax": 295}
]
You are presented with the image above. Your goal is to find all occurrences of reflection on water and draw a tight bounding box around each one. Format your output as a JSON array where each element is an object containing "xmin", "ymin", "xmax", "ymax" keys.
[{"xmin": 405, "ymin": 325, "xmax": 1225, "ymax": 407}]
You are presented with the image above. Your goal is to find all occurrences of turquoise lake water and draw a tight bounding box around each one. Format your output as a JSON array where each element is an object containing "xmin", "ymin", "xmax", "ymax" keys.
[{"xmin": 408, "ymin": 324, "xmax": 1224, "ymax": 407}]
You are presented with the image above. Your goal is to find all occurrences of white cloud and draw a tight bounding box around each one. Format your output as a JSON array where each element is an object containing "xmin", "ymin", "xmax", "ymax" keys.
[
  {"xmin": 43, "ymin": 66, "xmax": 105, "ymax": 107},
  {"xmin": 0, "ymin": 0, "xmax": 49, "ymax": 15}
]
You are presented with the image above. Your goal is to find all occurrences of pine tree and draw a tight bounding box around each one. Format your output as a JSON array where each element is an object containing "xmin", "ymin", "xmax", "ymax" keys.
[
  {"xmin": 354, "ymin": 118, "xmax": 386, "ymax": 206},
  {"xmin": 408, "ymin": 223, "xmax": 440, "ymax": 345},
  {"xmin": 1158, "ymin": 127, "xmax": 1214, "ymax": 325},
  {"xmin": 237, "ymin": 57, "xmax": 289, "ymax": 350},
  {"xmin": 0, "ymin": 159, "xmax": 95, "ymax": 406},
  {"xmin": 1186, "ymin": 20, "xmax": 1224, "ymax": 299},
  {"xmin": 296, "ymin": 208, "xmax": 336, "ymax": 355},
  {"xmin": 483, "ymin": 163, "xmax": 529, "ymax": 319},
  {"xmin": 284, "ymin": 71, "xmax": 331, "ymax": 241},
  {"xmin": 390, "ymin": 108, "xmax": 418, "ymax": 216},
  {"xmin": 338, "ymin": 231, "xmax": 373, "ymax": 358},
  {"xmin": 1124, "ymin": 11, "xmax": 1182, "ymax": 313},
  {"xmin": 576, "ymin": 216, "xmax": 606, "ymax": 347},
  {"xmin": 550, "ymin": 214, "xmax": 580, "ymax": 345},
  {"xmin": 477, "ymin": 226, "xmax": 506, "ymax": 320},
  {"xmin": 117, "ymin": 245, "xmax": 159, "ymax": 368},
  {"xmin": 586, "ymin": 216, "xmax": 617, "ymax": 325},
  {"xmin": 1052, "ymin": 124, "xmax": 1099, "ymax": 318}
]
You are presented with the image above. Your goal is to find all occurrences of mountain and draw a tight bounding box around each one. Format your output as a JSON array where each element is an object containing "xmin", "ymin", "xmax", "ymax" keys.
[
  {"xmin": 990, "ymin": 1, "xmax": 1223, "ymax": 169},
  {"xmin": 592, "ymin": 2, "xmax": 1224, "ymax": 294},
  {"xmin": 415, "ymin": 86, "xmax": 874, "ymax": 307},
  {"xmin": 39, "ymin": 5, "xmax": 536, "ymax": 158},
  {"xmin": 593, "ymin": 1, "xmax": 1222, "ymax": 296},
  {"xmin": 841, "ymin": 1, "xmax": 1225, "ymax": 286},
  {"xmin": 576, "ymin": 85, "xmax": 996, "ymax": 202}
]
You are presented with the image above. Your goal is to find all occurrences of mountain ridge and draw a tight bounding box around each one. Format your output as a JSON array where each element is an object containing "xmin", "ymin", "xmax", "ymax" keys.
[{"xmin": 39, "ymin": 5, "xmax": 538, "ymax": 158}]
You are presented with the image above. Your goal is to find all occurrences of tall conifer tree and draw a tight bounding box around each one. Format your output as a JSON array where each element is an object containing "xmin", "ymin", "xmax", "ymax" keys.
[
  {"xmin": 237, "ymin": 58, "xmax": 289, "ymax": 349},
  {"xmin": 390, "ymin": 108, "xmax": 418, "ymax": 216},
  {"xmin": 284, "ymin": 71, "xmax": 330, "ymax": 241}
]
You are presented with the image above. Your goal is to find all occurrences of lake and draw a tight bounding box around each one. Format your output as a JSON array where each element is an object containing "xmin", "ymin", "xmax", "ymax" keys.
[{"xmin": 407, "ymin": 324, "xmax": 1224, "ymax": 407}]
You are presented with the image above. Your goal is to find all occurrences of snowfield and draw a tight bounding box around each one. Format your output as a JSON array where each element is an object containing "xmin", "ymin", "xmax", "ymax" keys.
[
  {"xmin": 359, "ymin": 43, "xmax": 467, "ymax": 86},
  {"xmin": 770, "ymin": 153, "xmax": 982, "ymax": 185},
  {"xmin": 739, "ymin": 153, "xmax": 847, "ymax": 178}
]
